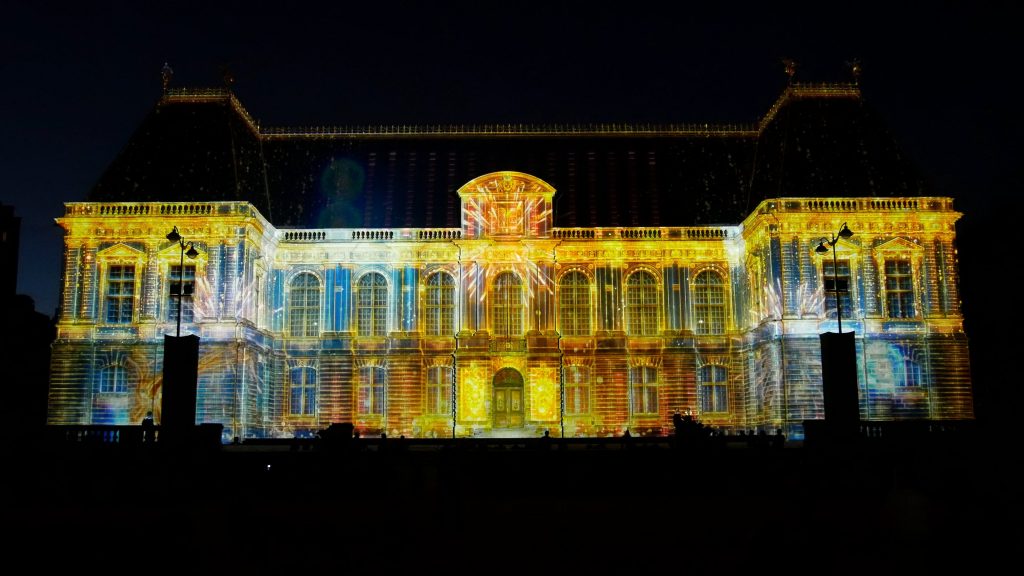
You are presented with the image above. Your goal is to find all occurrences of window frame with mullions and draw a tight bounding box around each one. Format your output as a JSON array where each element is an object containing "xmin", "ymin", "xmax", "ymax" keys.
[
  {"xmin": 558, "ymin": 270, "xmax": 593, "ymax": 336},
  {"xmin": 167, "ymin": 263, "xmax": 197, "ymax": 324},
  {"xmin": 98, "ymin": 363, "xmax": 135, "ymax": 394},
  {"xmin": 626, "ymin": 270, "xmax": 660, "ymax": 336},
  {"xmin": 358, "ymin": 365, "xmax": 387, "ymax": 415},
  {"xmin": 698, "ymin": 364, "xmax": 729, "ymax": 414},
  {"xmin": 425, "ymin": 365, "xmax": 452, "ymax": 415},
  {"xmin": 883, "ymin": 258, "xmax": 916, "ymax": 319},
  {"xmin": 289, "ymin": 365, "xmax": 318, "ymax": 416},
  {"xmin": 424, "ymin": 271, "xmax": 456, "ymax": 337},
  {"xmin": 288, "ymin": 271, "xmax": 322, "ymax": 338},
  {"xmin": 491, "ymin": 271, "xmax": 524, "ymax": 337},
  {"xmin": 563, "ymin": 364, "xmax": 591, "ymax": 415},
  {"xmin": 692, "ymin": 269, "xmax": 727, "ymax": 335},
  {"xmin": 629, "ymin": 365, "xmax": 659, "ymax": 416},
  {"xmin": 105, "ymin": 264, "xmax": 137, "ymax": 324},
  {"xmin": 356, "ymin": 272, "xmax": 389, "ymax": 337},
  {"xmin": 821, "ymin": 257, "xmax": 854, "ymax": 320}
]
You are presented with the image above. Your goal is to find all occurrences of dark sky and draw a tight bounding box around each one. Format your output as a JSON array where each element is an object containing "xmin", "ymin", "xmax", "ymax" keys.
[{"xmin": 2, "ymin": 3, "xmax": 1020, "ymax": 416}]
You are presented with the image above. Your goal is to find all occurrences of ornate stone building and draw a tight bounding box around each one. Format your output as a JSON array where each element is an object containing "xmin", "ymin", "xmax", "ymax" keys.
[{"xmin": 46, "ymin": 84, "xmax": 973, "ymax": 438}]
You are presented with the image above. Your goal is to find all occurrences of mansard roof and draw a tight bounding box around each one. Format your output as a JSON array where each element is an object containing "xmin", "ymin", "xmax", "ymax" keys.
[{"xmin": 87, "ymin": 83, "xmax": 929, "ymax": 228}]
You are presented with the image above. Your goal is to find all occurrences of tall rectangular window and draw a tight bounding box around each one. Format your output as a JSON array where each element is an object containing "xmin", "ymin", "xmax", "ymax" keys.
[
  {"xmin": 823, "ymin": 259, "xmax": 852, "ymax": 320},
  {"xmin": 426, "ymin": 366, "xmax": 451, "ymax": 415},
  {"xmin": 693, "ymin": 270, "xmax": 726, "ymax": 335},
  {"xmin": 425, "ymin": 273, "xmax": 455, "ymax": 336},
  {"xmin": 289, "ymin": 366, "xmax": 317, "ymax": 416},
  {"xmin": 289, "ymin": 272, "xmax": 322, "ymax": 337},
  {"xmin": 885, "ymin": 259, "xmax": 914, "ymax": 319},
  {"xmin": 629, "ymin": 366, "xmax": 658, "ymax": 415},
  {"xmin": 564, "ymin": 365, "xmax": 590, "ymax": 415},
  {"xmin": 357, "ymin": 273, "xmax": 388, "ymax": 337},
  {"xmin": 106, "ymin": 265, "xmax": 135, "ymax": 324},
  {"xmin": 559, "ymin": 271, "xmax": 592, "ymax": 336},
  {"xmin": 699, "ymin": 365, "xmax": 728, "ymax": 414},
  {"xmin": 358, "ymin": 366, "xmax": 386, "ymax": 415},
  {"xmin": 626, "ymin": 271, "xmax": 659, "ymax": 336},
  {"xmin": 491, "ymin": 272, "xmax": 523, "ymax": 337},
  {"xmin": 168, "ymin": 264, "xmax": 196, "ymax": 323}
]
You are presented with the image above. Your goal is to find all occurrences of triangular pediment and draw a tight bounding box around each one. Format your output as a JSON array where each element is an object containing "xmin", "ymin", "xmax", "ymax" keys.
[
  {"xmin": 832, "ymin": 239, "xmax": 859, "ymax": 254},
  {"xmin": 156, "ymin": 241, "xmax": 196, "ymax": 258},
  {"xmin": 97, "ymin": 243, "xmax": 145, "ymax": 259},
  {"xmin": 875, "ymin": 237, "xmax": 923, "ymax": 252}
]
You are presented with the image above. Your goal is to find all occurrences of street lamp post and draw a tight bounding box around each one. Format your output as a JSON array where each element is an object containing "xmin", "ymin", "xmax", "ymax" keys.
[
  {"xmin": 166, "ymin": 226, "xmax": 199, "ymax": 337},
  {"xmin": 162, "ymin": 226, "xmax": 202, "ymax": 443},
  {"xmin": 815, "ymin": 223, "xmax": 854, "ymax": 333},
  {"xmin": 814, "ymin": 222, "xmax": 859, "ymax": 442}
]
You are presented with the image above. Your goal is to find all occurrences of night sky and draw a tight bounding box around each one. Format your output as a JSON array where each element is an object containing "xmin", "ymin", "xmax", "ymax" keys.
[{"xmin": 2, "ymin": 3, "xmax": 1019, "ymax": 422}]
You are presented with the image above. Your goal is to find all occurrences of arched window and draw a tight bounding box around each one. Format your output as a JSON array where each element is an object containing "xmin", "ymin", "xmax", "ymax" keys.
[
  {"xmin": 699, "ymin": 365, "xmax": 728, "ymax": 414},
  {"xmin": 425, "ymin": 365, "xmax": 451, "ymax": 415},
  {"xmin": 358, "ymin": 366, "xmax": 386, "ymax": 415},
  {"xmin": 289, "ymin": 366, "xmax": 317, "ymax": 416},
  {"xmin": 491, "ymin": 272, "xmax": 523, "ymax": 336},
  {"xmin": 563, "ymin": 365, "xmax": 590, "ymax": 415},
  {"xmin": 357, "ymin": 272, "xmax": 388, "ymax": 336},
  {"xmin": 94, "ymin": 361, "xmax": 138, "ymax": 425},
  {"xmin": 893, "ymin": 345, "xmax": 924, "ymax": 388},
  {"xmin": 98, "ymin": 364, "xmax": 134, "ymax": 393},
  {"xmin": 899, "ymin": 358, "xmax": 923, "ymax": 388},
  {"xmin": 693, "ymin": 270, "xmax": 726, "ymax": 335},
  {"xmin": 629, "ymin": 366, "xmax": 658, "ymax": 415},
  {"xmin": 627, "ymin": 271, "xmax": 659, "ymax": 336},
  {"xmin": 289, "ymin": 273, "xmax": 321, "ymax": 338},
  {"xmin": 559, "ymin": 271, "xmax": 591, "ymax": 336},
  {"xmin": 424, "ymin": 272, "xmax": 455, "ymax": 336}
]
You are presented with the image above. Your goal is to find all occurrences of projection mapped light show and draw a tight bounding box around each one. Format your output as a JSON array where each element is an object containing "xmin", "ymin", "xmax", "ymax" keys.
[{"xmin": 45, "ymin": 168, "xmax": 972, "ymax": 441}]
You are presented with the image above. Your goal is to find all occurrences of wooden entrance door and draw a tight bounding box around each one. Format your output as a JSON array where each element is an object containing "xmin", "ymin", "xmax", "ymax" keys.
[{"xmin": 493, "ymin": 367, "xmax": 524, "ymax": 428}]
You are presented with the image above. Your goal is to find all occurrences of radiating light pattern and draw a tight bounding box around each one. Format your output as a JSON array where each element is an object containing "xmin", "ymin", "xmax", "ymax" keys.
[{"xmin": 47, "ymin": 173, "xmax": 972, "ymax": 439}]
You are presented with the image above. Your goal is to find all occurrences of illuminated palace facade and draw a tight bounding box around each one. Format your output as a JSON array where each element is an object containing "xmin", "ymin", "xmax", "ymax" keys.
[{"xmin": 47, "ymin": 84, "xmax": 973, "ymax": 438}]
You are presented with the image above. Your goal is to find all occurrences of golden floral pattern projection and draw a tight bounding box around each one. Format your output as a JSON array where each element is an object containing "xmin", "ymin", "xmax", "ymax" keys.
[
  {"xmin": 529, "ymin": 366, "xmax": 559, "ymax": 422},
  {"xmin": 47, "ymin": 172, "xmax": 972, "ymax": 440},
  {"xmin": 459, "ymin": 363, "xmax": 490, "ymax": 423}
]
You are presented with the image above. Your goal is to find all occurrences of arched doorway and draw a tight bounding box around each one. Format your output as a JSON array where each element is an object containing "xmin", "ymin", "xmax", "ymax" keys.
[{"xmin": 493, "ymin": 367, "xmax": 525, "ymax": 428}]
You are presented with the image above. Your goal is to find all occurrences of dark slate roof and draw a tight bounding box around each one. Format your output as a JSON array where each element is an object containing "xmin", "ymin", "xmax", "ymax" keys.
[{"xmin": 88, "ymin": 84, "xmax": 929, "ymax": 228}]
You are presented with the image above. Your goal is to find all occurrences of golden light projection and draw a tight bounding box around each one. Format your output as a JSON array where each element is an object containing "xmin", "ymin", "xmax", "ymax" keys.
[
  {"xmin": 459, "ymin": 363, "xmax": 490, "ymax": 423},
  {"xmin": 46, "ymin": 174, "xmax": 972, "ymax": 440},
  {"xmin": 528, "ymin": 366, "xmax": 559, "ymax": 422}
]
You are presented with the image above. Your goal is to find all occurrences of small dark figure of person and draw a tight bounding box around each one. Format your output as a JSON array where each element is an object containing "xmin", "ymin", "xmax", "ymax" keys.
[
  {"xmin": 141, "ymin": 411, "xmax": 155, "ymax": 444},
  {"xmin": 673, "ymin": 411, "xmax": 684, "ymax": 430},
  {"xmin": 621, "ymin": 428, "xmax": 633, "ymax": 449},
  {"xmin": 772, "ymin": 428, "xmax": 786, "ymax": 449},
  {"xmin": 538, "ymin": 429, "xmax": 552, "ymax": 451}
]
